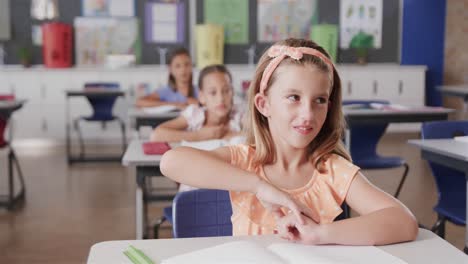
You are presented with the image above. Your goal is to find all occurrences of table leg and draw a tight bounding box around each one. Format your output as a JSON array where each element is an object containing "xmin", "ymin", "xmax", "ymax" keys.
[
  {"xmin": 66, "ymin": 96, "xmax": 71, "ymax": 164},
  {"xmin": 136, "ymin": 186, "xmax": 144, "ymax": 240},
  {"xmin": 465, "ymin": 175, "xmax": 468, "ymax": 254}
]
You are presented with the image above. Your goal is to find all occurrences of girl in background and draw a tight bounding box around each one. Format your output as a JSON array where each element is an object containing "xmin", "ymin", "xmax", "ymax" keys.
[
  {"xmin": 136, "ymin": 47, "xmax": 198, "ymax": 109},
  {"xmin": 150, "ymin": 64, "xmax": 242, "ymax": 142}
]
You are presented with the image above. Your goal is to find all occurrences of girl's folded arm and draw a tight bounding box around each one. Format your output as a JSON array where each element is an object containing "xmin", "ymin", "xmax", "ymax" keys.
[
  {"xmin": 150, "ymin": 117, "xmax": 199, "ymax": 142},
  {"xmin": 318, "ymin": 173, "xmax": 418, "ymax": 246},
  {"xmin": 160, "ymin": 146, "xmax": 261, "ymax": 193}
]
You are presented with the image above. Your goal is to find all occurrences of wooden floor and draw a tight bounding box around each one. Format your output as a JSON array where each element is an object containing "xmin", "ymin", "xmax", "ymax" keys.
[{"xmin": 0, "ymin": 132, "xmax": 465, "ymax": 263}]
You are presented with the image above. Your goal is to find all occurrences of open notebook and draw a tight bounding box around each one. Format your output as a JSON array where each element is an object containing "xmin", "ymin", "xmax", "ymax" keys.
[
  {"xmin": 161, "ymin": 240, "xmax": 406, "ymax": 264},
  {"xmin": 180, "ymin": 136, "xmax": 246, "ymax": 150},
  {"xmin": 141, "ymin": 105, "xmax": 179, "ymax": 114}
]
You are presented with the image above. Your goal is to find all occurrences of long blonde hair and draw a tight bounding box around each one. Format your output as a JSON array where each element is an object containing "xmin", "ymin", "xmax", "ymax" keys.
[{"xmin": 243, "ymin": 38, "xmax": 351, "ymax": 170}]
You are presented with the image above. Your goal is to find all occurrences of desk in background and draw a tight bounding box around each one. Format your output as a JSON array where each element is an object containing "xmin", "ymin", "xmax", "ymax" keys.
[
  {"xmin": 0, "ymin": 99, "xmax": 26, "ymax": 209},
  {"xmin": 122, "ymin": 139, "xmax": 175, "ymax": 239},
  {"xmin": 65, "ymin": 89, "xmax": 126, "ymax": 163},
  {"xmin": 128, "ymin": 107, "xmax": 180, "ymax": 137},
  {"xmin": 438, "ymin": 85, "xmax": 468, "ymax": 119},
  {"xmin": 87, "ymin": 229, "xmax": 468, "ymax": 264},
  {"xmin": 343, "ymin": 106, "xmax": 453, "ymax": 149},
  {"xmin": 408, "ymin": 138, "xmax": 468, "ymax": 253}
]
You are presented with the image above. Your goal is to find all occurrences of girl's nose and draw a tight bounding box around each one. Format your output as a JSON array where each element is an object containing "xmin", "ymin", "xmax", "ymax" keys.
[{"xmin": 299, "ymin": 103, "xmax": 314, "ymax": 121}]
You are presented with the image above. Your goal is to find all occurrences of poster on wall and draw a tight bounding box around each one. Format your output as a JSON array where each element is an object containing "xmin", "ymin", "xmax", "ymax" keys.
[
  {"xmin": 74, "ymin": 17, "xmax": 140, "ymax": 66},
  {"xmin": 145, "ymin": 0, "xmax": 185, "ymax": 43},
  {"xmin": 204, "ymin": 0, "xmax": 248, "ymax": 44},
  {"xmin": 257, "ymin": 0, "xmax": 318, "ymax": 43},
  {"xmin": 340, "ymin": 0, "xmax": 382, "ymax": 49},
  {"xmin": 82, "ymin": 0, "xmax": 135, "ymax": 17}
]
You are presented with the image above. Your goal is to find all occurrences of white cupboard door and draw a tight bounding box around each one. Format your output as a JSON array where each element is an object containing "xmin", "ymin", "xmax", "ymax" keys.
[
  {"xmin": 347, "ymin": 70, "xmax": 374, "ymax": 100},
  {"xmin": 7, "ymin": 71, "xmax": 43, "ymax": 139},
  {"xmin": 41, "ymin": 71, "xmax": 71, "ymax": 141},
  {"xmin": 395, "ymin": 69, "xmax": 425, "ymax": 106}
]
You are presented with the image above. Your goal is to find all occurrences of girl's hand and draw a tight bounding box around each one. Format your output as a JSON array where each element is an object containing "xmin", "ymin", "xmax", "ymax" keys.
[
  {"xmin": 276, "ymin": 212, "xmax": 324, "ymax": 244},
  {"xmin": 175, "ymin": 102, "xmax": 188, "ymax": 110},
  {"xmin": 254, "ymin": 180, "xmax": 315, "ymax": 225},
  {"xmin": 186, "ymin": 97, "xmax": 199, "ymax": 105},
  {"xmin": 197, "ymin": 125, "xmax": 228, "ymax": 140}
]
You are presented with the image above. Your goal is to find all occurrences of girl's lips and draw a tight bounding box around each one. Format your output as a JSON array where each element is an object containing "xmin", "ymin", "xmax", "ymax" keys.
[
  {"xmin": 293, "ymin": 126, "xmax": 313, "ymax": 135},
  {"xmin": 216, "ymin": 105, "xmax": 227, "ymax": 110}
]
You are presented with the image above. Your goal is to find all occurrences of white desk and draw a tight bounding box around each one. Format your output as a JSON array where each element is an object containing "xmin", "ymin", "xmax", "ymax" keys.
[
  {"xmin": 408, "ymin": 138, "xmax": 468, "ymax": 253},
  {"xmin": 122, "ymin": 139, "xmax": 173, "ymax": 239},
  {"xmin": 87, "ymin": 229, "xmax": 468, "ymax": 264},
  {"xmin": 438, "ymin": 85, "xmax": 468, "ymax": 118}
]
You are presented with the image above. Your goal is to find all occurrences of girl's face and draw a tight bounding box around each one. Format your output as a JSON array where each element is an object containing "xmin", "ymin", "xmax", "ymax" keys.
[
  {"xmin": 169, "ymin": 54, "xmax": 192, "ymax": 85},
  {"xmin": 256, "ymin": 64, "xmax": 331, "ymax": 149},
  {"xmin": 199, "ymin": 72, "xmax": 233, "ymax": 120}
]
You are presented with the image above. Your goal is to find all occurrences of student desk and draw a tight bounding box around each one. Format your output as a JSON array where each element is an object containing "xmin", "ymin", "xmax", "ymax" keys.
[
  {"xmin": 408, "ymin": 138, "xmax": 468, "ymax": 253},
  {"xmin": 0, "ymin": 99, "xmax": 26, "ymax": 209},
  {"xmin": 122, "ymin": 139, "xmax": 175, "ymax": 239},
  {"xmin": 87, "ymin": 229, "xmax": 468, "ymax": 264},
  {"xmin": 65, "ymin": 89, "xmax": 125, "ymax": 163},
  {"xmin": 128, "ymin": 107, "xmax": 180, "ymax": 133},
  {"xmin": 343, "ymin": 107, "xmax": 453, "ymax": 150},
  {"xmin": 438, "ymin": 85, "xmax": 468, "ymax": 118}
]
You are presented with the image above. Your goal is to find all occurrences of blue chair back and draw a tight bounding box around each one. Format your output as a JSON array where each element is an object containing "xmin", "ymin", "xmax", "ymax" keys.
[
  {"xmin": 421, "ymin": 121, "xmax": 468, "ymax": 225},
  {"xmin": 172, "ymin": 189, "xmax": 232, "ymax": 238},
  {"xmin": 343, "ymin": 100, "xmax": 399, "ymax": 168},
  {"xmin": 84, "ymin": 82, "xmax": 119, "ymax": 121}
]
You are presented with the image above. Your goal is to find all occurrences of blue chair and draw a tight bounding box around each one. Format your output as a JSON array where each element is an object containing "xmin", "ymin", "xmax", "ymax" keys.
[
  {"xmin": 73, "ymin": 82, "xmax": 126, "ymax": 159},
  {"xmin": 172, "ymin": 189, "xmax": 233, "ymax": 238},
  {"xmin": 421, "ymin": 120, "xmax": 468, "ymax": 238},
  {"xmin": 153, "ymin": 190, "xmax": 350, "ymax": 238},
  {"xmin": 343, "ymin": 100, "xmax": 409, "ymax": 198}
]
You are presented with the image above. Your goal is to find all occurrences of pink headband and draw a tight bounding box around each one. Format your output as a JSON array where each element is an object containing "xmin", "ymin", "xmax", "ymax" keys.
[{"xmin": 259, "ymin": 45, "xmax": 334, "ymax": 94}]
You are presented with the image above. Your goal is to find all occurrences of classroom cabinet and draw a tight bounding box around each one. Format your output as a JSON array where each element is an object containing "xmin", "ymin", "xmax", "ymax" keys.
[
  {"xmin": 337, "ymin": 65, "xmax": 426, "ymax": 106},
  {"xmin": 0, "ymin": 64, "xmax": 426, "ymax": 144}
]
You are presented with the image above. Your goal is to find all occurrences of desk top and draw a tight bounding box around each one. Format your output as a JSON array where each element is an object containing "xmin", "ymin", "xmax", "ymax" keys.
[
  {"xmin": 0, "ymin": 99, "xmax": 26, "ymax": 111},
  {"xmin": 122, "ymin": 139, "xmax": 163, "ymax": 166},
  {"xmin": 128, "ymin": 107, "xmax": 181, "ymax": 119},
  {"xmin": 437, "ymin": 85, "xmax": 468, "ymax": 98},
  {"xmin": 87, "ymin": 229, "xmax": 468, "ymax": 264},
  {"xmin": 65, "ymin": 89, "xmax": 125, "ymax": 97},
  {"xmin": 343, "ymin": 107, "xmax": 453, "ymax": 124},
  {"xmin": 408, "ymin": 139, "xmax": 468, "ymax": 162}
]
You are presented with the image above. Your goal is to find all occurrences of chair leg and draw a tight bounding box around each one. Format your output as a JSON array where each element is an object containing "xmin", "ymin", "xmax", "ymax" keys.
[
  {"xmin": 6, "ymin": 148, "xmax": 26, "ymax": 210},
  {"xmin": 394, "ymin": 163, "xmax": 409, "ymax": 198},
  {"xmin": 73, "ymin": 118, "xmax": 85, "ymax": 159},
  {"xmin": 431, "ymin": 214, "xmax": 446, "ymax": 239},
  {"xmin": 153, "ymin": 216, "xmax": 167, "ymax": 239},
  {"xmin": 116, "ymin": 117, "xmax": 127, "ymax": 154}
]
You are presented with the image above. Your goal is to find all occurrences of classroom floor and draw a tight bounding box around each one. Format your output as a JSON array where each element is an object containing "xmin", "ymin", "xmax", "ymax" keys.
[{"xmin": 0, "ymin": 132, "xmax": 465, "ymax": 263}]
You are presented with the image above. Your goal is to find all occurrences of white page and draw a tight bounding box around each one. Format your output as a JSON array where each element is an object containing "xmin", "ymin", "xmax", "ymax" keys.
[
  {"xmin": 141, "ymin": 105, "xmax": 178, "ymax": 114},
  {"xmin": 180, "ymin": 139, "xmax": 226, "ymax": 151},
  {"xmin": 454, "ymin": 136, "xmax": 468, "ymax": 143},
  {"xmin": 161, "ymin": 240, "xmax": 284, "ymax": 264},
  {"xmin": 268, "ymin": 243, "xmax": 407, "ymax": 264}
]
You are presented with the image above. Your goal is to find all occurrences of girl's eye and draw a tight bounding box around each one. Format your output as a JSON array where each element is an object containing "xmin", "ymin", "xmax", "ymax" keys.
[
  {"xmin": 315, "ymin": 97, "xmax": 328, "ymax": 104},
  {"xmin": 287, "ymin": 95, "xmax": 300, "ymax": 101}
]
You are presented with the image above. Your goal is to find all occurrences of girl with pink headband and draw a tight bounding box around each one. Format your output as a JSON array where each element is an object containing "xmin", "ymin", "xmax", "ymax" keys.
[{"xmin": 161, "ymin": 38, "xmax": 417, "ymax": 246}]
